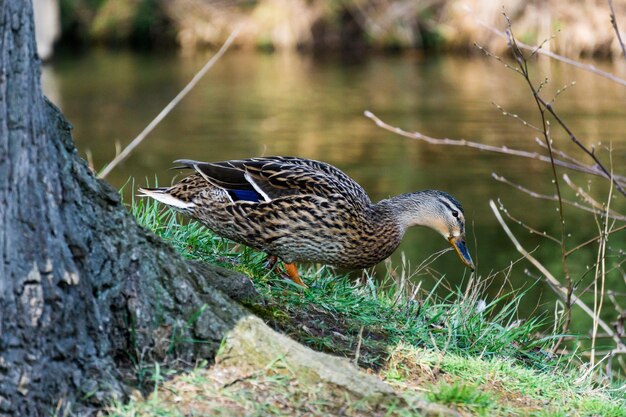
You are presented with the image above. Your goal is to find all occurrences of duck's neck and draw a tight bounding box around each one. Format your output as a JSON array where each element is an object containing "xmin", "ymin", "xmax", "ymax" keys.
[
  {"xmin": 370, "ymin": 191, "xmax": 440, "ymax": 232},
  {"xmin": 335, "ymin": 192, "xmax": 439, "ymax": 269}
]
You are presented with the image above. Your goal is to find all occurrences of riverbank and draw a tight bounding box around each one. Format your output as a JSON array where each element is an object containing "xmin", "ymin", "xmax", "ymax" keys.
[
  {"xmin": 57, "ymin": 0, "xmax": 626, "ymax": 59},
  {"xmin": 105, "ymin": 196, "xmax": 626, "ymax": 416}
]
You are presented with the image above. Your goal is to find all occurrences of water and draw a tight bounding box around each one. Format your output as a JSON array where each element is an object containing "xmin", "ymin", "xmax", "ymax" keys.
[{"xmin": 42, "ymin": 49, "xmax": 626, "ymax": 321}]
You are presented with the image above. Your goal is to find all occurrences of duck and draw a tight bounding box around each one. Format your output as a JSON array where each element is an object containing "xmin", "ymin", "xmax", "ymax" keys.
[{"xmin": 139, "ymin": 156, "xmax": 474, "ymax": 287}]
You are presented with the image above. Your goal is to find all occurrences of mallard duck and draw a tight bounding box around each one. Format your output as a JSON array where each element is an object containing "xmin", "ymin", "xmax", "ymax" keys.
[{"xmin": 139, "ymin": 156, "xmax": 474, "ymax": 286}]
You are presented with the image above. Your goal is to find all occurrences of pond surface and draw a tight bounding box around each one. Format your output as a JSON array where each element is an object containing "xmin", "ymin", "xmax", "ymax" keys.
[{"xmin": 42, "ymin": 49, "xmax": 626, "ymax": 321}]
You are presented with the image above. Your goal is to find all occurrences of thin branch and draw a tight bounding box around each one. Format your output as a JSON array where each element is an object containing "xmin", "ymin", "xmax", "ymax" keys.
[
  {"xmin": 504, "ymin": 21, "xmax": 574, "ymax": 322},
  {"xmin": 565, "ymin": 224, "xmax": 626, "ymax": 257},
  {"xmin": 548, "ymin": 81, "xmax": 577, "ymax": 106},
  {"xmin": 478, "ymin": 21, "xmax": 626, "ymax": 87},
  {"xmin": 590, "ymin": 154, "xmax": 614, "ymax": 366},
  {"xmin": 491, "ymin": 102, "xmax": 542, "ymax": 132},
  {"xmin": 474, "ymin": 43, "xmax": 523, "ymax": 75},
  {"xmin": 502, "ymin": 22, "xmax": 626, "ymax": 197},
  {"xmin": 495, "ymin": 197, "xmax": 561, "ymax": 244},
  {"xmin": 537, "ymin": 94, "xmax": 626, "ymax": 196},
  {"xmin": 534, "ymin": 137, "xmax": 586, "ymax": 167},
  {"xmin": 563, "ymin": 174, "xmax": 625, "ymax": 218},
  {"xmin": 608, "ymin": 0, "xmax": 626, "ymax": 63},
  {"xmin": 489, "ymin": 200, "xmax": 624, "ymax": 348},
  {"xmin": 98, "ymin": 29, "xmax": 240, "ymax": 179},
  {"xmin": 363, "ymin": 111, "xmax": 626, "ymax": 188},
  {"xmin": 530, "ymin": 34, "xmax": 557, "ymax": 58}
]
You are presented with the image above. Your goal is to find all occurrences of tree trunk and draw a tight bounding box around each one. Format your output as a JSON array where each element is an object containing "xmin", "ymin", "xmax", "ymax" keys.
[{"xmin": 0, "ymin": 2, "xmax": 255, "ymax": 415}]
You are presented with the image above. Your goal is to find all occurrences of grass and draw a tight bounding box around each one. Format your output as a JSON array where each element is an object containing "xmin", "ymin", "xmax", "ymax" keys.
[
  {"xmin": 426, "ymin": 382, "xmax": 494, "ymax": 415},
  {"xmin": 385, "ymin": 344, "xmax": 626, "ymax": 416},
  {"xmin": 109, "ymin": 196, "xmax": 626, "ymax": 416}
]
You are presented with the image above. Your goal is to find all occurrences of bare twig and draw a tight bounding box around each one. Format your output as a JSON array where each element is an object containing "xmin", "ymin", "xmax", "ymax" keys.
[
  {"xmin": 363, "ymin": 111, "xmax": 626, "ymax": 188},
  {"xmin": 492, "ymin": 173, "xmax": 626, "ymax": 221},
  {"xmin": 491, "ymin": 102, "xmax": 542, "ymax": 132},
  {"xmin": 536, "ymin": 95, "xmax": 626, "ymax": 196},
  {"xmin": 563, "ymin": 174, "xmax": 624, "ymax": 217},
  {"xmin": 534, "ymin": 137, "xmax": 586, "ymax": 167},
  {"xmin": 503, "ymin": 22, "xmax": 626, "ymax": 198},
  {"xmin": 504, "ymin": 18, "xmax": 571, "ymax": 331},
  {"xmin": 590, "ymin": 154, "xmax": 614, "ymax": 366},
  {"xmin": 489, "ymin": 200, "xmax": 624, "ymax": 348},
  {"xmin": 608, "ymin": 0, "xmax": 626, "ymax": 63},
  {"xmin": 474, "ymin": 43, "xmax": 523, "ymax": 75},
  {"xmin": 477, "ymin": 21, "xmax": 626, "ymax": 87},
  {"xmin": 565, "ymin": 224, "xmax": 626, "ymax": 257},
  {"xmin": 495, "ymin": 198, "xmax": 560, "ymax": 244},
  {"xmin": 98, "ymin": 28, "xmax": 240, "ymax": 179},
  {"xmin": 549, "ymin": 81, "xmax": 577, "ymax": 106}
]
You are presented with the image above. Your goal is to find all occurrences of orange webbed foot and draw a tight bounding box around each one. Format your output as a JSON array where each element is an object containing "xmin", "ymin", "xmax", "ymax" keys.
[{"xmin": 283, "ymin": 263, "xmax": 308, "ymax": 288}]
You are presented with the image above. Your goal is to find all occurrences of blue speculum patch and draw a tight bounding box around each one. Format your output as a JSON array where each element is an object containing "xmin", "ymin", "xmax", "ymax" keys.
[{"xmin": 228, "ymin": 189, "xmax": 261, "ymax": 202}]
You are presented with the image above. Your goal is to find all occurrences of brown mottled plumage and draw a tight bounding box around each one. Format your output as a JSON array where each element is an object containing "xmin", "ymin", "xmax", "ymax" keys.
[{"xmin": 139, "ymin": 157, "xmax": 474, "ymax": 284}]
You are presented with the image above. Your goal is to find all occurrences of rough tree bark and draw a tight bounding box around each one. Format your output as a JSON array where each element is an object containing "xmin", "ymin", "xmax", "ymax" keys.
[{"xmin": 0, "ymin": 2, "xmax": 257, "ymax": 415}]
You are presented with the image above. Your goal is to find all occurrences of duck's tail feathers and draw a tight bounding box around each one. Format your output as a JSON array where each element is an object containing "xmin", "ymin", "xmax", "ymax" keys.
[{"xmin": 137, "ymin": 187, "xmax": 196, "ymax": 209}]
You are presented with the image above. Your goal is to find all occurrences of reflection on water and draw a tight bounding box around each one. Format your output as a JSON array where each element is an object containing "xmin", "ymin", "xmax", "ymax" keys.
[{"xmin": 42, "ymin": 50, "xmax": 626, "ymax": 320}]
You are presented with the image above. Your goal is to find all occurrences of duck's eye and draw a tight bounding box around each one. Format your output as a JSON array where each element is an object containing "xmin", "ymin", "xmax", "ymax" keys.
[{"xmin": 451, "ymin": 210, "xmax": 459, "ymax": 219}]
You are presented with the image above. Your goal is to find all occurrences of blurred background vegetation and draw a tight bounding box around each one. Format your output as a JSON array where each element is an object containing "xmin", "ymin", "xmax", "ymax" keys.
[{"xmin": 37, "ymin": 0, "xmax": 626, "ymax": 58}]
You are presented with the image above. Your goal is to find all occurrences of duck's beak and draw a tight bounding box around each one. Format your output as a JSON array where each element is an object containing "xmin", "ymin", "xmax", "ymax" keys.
[{"xmin": 448, "ymin": 235, "xmax": 475, "ymax": 271}]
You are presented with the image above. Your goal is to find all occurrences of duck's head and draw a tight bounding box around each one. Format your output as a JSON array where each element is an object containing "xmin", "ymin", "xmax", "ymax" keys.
[{"xmin": 393, "ymin": 190, "xmax": 475, "ymax": 271}]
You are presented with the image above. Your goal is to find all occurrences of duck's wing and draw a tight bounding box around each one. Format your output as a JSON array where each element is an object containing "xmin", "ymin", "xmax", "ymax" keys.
[{"xmin": 173, "ymin": 156, "xmax": 371, "ymax": 207}]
